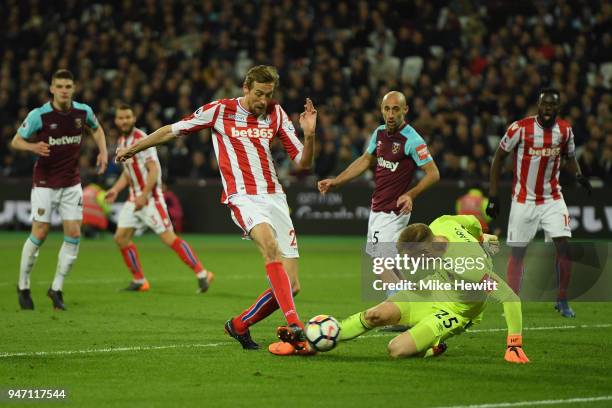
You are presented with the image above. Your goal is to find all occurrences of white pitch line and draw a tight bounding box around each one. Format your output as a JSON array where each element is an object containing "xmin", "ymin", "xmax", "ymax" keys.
[
  {"xmin": 0, "ymin": 342, "xmax": 232, "ymax": 358},
  {"xmin": 2, "ymin": 324, "xmax": 610, "ymax": 359},
  {"xmin": 433, "ymin": 395, "xmax": 612, "ymax": 408}
]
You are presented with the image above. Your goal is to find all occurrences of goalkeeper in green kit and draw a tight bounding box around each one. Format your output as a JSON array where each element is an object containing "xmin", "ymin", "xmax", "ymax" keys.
[{"xmin": 340, "ymin": 214, "xmax": 530, "ymax": 363}]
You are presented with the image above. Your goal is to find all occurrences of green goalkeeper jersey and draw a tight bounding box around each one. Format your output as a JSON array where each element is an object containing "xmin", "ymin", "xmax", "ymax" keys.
[{"xmin": 427, "ymin": 215, "xmax": 522, "ymax": 334}]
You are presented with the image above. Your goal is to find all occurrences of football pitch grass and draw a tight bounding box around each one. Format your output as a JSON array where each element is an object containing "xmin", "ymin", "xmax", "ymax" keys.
[{"xmin": 1, "ymin": 232, "xmax": 611, "ymax": 407}]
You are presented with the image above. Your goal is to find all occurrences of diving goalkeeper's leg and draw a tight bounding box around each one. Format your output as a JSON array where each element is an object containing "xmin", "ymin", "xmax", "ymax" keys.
[{"xmin": 340, "ymin": 301, "xmax": 402, "ymax": 341}]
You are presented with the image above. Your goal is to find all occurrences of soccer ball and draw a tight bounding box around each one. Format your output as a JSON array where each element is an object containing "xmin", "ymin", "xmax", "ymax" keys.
[{"xmin": 305, "ymin": 315, "xmax": 341, "ymax": 352}]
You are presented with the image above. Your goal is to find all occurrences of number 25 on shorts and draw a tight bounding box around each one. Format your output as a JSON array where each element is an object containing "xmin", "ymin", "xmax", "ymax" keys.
[{"xmin": 435, "ymin": 309, "xmax": 458, "ymax": 329}]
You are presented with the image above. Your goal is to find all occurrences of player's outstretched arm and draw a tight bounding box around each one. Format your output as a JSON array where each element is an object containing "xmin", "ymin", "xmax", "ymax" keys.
[
  {"xmin": 105, "ymin": 170, "xmax": 129, "ymax": 203},
  {"xmin": 296, "ymin": 98, "xmax": 317, "ymax": 170},
  {"xmin": 116, "ymin": 125, "xmax": 174, "ymax": 162},
  {"xmin": 89, "ymin": 126, "xmax": 108, "ymax": 174},
  {"xmin": 486, "ymin": 147, "xmax": 509, "ymax": 219},
  {"xmin": 318, "ymin": 152, "xmax": 374, "ymax": 194},
  {"xmin": 10, "ymin": 134, "xmax": 50, "ymax": 156},
  {"xmin": 488, "ymin": 277, "xmax": 530, "ymax": 363}
]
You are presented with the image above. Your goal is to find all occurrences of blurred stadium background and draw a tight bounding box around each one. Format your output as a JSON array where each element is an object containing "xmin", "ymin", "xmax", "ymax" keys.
[{"xmin": 0, "ymin": 0, "xmax": 610, "ymax": 237}]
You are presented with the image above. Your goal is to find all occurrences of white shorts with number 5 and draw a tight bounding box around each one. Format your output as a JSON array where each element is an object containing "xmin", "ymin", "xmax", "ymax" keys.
[
  {"xmin": 118, "ymin": 199, "xmax": 173, "ymax": 235},
  {"xmin": 366, "ymin": 210, "xmax": 411, "ymax": 257},
  {"xmin": 507, "ymin": 199, "xmax": 571, "ymax": 247},
  {"xmin": 31, "ymin": 184, "xmax": 83, "ymax": 223},
  {"xmin": 227, "ymin": 193, "xmax": 299, "ymax": 258}
]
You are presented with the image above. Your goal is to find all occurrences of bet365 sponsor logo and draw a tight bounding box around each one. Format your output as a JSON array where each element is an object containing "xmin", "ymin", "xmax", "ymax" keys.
[
  {"xmin": 231, "ymin": 127, "xmax": 274, "ymax": 139},
  {"xmin": 48, "ymin": 135, "xmax": 82, "ymax": 146},
  {"xmin": 528, "ymin": 146, "xmax": 561, "ymax": 157},
  {"xmin": 377, "ymin": 157, "xmax": 399, "ymax": 172}
]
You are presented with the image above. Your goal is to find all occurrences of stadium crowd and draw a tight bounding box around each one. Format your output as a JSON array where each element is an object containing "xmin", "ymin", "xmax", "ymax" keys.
[{"xmin": 0, "ymin": 0, "xmax": 610, "ymax": 185}]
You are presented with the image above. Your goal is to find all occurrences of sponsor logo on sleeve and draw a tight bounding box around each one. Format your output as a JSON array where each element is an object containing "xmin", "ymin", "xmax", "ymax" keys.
[{"xmin": 416, "ymin": 144, "xmax": 430, "ymax": 160}]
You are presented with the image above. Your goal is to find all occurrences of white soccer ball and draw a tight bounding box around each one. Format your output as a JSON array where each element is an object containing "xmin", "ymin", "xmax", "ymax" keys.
[{"xmin": 305, "ymin": 315, "xmax": 341, "ymax": 352}]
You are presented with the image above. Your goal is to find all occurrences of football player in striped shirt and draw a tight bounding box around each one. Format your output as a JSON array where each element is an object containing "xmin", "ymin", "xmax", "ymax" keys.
[
  {"xmin": 116, "ymin": 66, "xmax": 317, "ymax": 351},
  {"xmin": 487, "ymin": 88, "xmax": 592, "ymax": 317},
  {"xmin": 105, "ymin": 104, "xmax": 213, "ymax": 293}
]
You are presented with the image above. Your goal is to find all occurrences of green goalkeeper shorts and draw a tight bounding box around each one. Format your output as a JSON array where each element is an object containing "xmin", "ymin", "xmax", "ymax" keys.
[{"xmin": 390, "ymin": 300, "xmax": 476, "ymax": 351}]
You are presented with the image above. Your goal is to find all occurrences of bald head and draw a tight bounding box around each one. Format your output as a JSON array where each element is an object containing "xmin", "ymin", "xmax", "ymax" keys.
[
  {"xmin": 381, "ymin": 91, "xmax": 409, "ymax": 133},
  {"xmin": 381, "ymin": 91, "xmax": 407, "ymax": 108}
]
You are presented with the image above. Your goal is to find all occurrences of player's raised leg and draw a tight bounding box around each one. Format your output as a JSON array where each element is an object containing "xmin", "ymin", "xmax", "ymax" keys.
[
  {"xmin": 158, "ymin": 230, "xmax": 213, "ymax": 293},
  {"xmin": 251, "ymin": 223, "xmax": 306, "ymax": 343},
  {"xmin": 114, "ymin": 227, "xmax": 149, "ymax": 291},
  {"xmin": 17, "ymin": 220, "xmax": 50, "ymax": 310},
  {"xmin": 48, "ymin": 219, "xmax": 81, "ymax": 310},
  {"xmin": 230, "ymin": 258, "xmax": 300, "ymax": 337}
]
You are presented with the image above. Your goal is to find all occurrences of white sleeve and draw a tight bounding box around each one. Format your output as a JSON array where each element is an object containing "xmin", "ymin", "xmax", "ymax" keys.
[
  {"xmin": 276, "ymin": 106, "xmax": 304, "ymax": 162},
  {"xmin": 499, "ymin": 121, "xmax": 522, "ymax": 152},
  {"xmin": 171, "ymin": 102, "xmax": 220, "ymax": 136}
]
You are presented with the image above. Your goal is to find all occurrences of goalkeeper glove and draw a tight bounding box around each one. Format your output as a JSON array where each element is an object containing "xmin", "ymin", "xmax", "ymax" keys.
[
  {"xmin": 504, "ymin": 334, "xmax": 530, "ymax": 364},
  {"xmin": 481, "ymin": 233, "xmax": 500, "ymax": 257},
  {"xmin": 485, "ymin": 197, "xmax": 499, "ymax": 219},
  {"xmin": 576, "ymin": 173, "xmax": 592, "ymax": 195}
]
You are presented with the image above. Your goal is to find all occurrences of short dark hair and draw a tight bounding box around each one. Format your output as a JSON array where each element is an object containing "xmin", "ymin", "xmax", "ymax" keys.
[
  {"xmin": 244, "ymin": 65, "xmax": 279, "ymax": 90},
  {"xmin": 52, "ymin": 69, "xmax": 74, "ymax": 82},
  {"xmin": 116, "ymin": 102, "xmax": 133, "ymax": 112},
  {"xmin": 539, "ymin": 88, "xmax": 560, "ymax": 99}
]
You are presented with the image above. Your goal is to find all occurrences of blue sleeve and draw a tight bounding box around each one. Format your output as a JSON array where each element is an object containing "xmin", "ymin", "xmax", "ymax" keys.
[
  {"xmin": 17, "ymin": 109, "xmax": 43, "ymax": 139},
  {"xmin": 74, "ymin": 102, "xmax": 99, "ymax": 129},
  {"xmin": 365, "ymin": 129, "xmax": 378, "ymax": 155},
  {"xmin": 404, "ymin": 128, "xmax": 433, "ymax": 166},
  {"xmin": 83, "ymin": 104, "xmax": 99, "ymax": 129}
]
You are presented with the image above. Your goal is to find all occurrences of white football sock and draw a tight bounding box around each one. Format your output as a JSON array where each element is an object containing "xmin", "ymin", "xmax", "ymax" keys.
[
  {"xmin": 51, "ymin": 237, "xmax": 80, "ymax": 291},
  {"xmin": 18, "ymin": 235, "xmax": 42, "ymax": 290}
]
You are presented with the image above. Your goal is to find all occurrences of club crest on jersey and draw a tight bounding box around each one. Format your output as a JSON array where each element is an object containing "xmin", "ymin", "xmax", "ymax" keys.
[
  {"xmin": 74, "ymin": 118, "xmax": 82, "ymax": 129},
  {"xmin": 392, "ymin": 142, "xmax": 401, "ymax": 154},
  {"xmin": 37, "ymin": 208, "xmax": 45, "ymax": 216},
  {"xmin": 50, "ymin": 123, "xmax": 58, "ymax": 130}
]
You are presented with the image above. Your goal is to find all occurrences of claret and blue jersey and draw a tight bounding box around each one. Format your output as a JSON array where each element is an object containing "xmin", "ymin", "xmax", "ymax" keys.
[
  {"xmin": 18, "ymin": 101, "xmax": 98, "ymax": 188},
  {"xmin": 366, "ymin": 123, "xmax": 432, "ymax": 213}
]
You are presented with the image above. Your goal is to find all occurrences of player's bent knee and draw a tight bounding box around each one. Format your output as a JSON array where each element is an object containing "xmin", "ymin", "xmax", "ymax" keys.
[
  {"xmin": 364, "ymin": 308, "xmax": 387, "ymax": 327},
  {"xmin": 387, "ymin": 336, "xmax": 417, "ymax": 359},
  {"xmin": 31, "ymin": 222, "xmax": 50, "ymax": 241},
  {"xmin": 387, "ymin": 343, "xmax": 412, "ymax": 359}
]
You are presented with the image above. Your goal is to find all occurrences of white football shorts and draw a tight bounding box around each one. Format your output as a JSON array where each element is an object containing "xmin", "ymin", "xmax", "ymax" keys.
[
  {"xmin": 118, "ymin": 199, "xmax": 173, "ymax": 235},
  {"xmin": 31, "ymin": 184, "xmax": 83, "ymax": 223},
  {"xmin": 507, "ymin": 199, "xmax": 571, "ymax": 246},
  {"xmin": 366, "ymin": 210, "xmax": 412, "ymax": 257},
  {"xmin": 227, "ymin": 193, "xmax": 299, "ymax": 258}
]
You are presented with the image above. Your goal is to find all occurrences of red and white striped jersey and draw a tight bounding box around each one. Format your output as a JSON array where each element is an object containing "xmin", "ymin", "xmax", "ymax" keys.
[
  {"xmin": 499, "ymin": 116, "xmax": 575, "ymax": 205},
  {"xmin": 118, "ymin": 127, "xmax": 164, "ymax": 203},
  {"xmin": 170, "ymin": 98, "xmax": 304, "ymax": 203}
]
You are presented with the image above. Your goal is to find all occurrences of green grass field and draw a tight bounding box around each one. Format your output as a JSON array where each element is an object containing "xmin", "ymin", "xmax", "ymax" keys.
[{"xmin": 1, "ymin": 232, "xmax": 611, "ymax": 407}]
